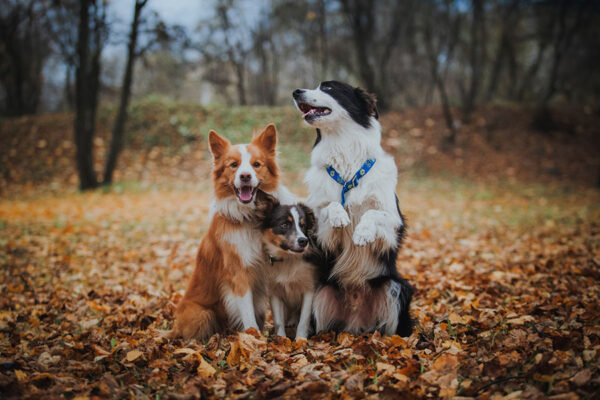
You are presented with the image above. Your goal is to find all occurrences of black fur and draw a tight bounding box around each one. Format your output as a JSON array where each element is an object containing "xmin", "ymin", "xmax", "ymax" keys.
[
  {"xmin": 307, "ymin": 194, "xmax": 414, "ymax": 336},
  {"xmin": 313, "ymin": 128, "xmax": 322, "ymax": 147},
  {"xmin": 319, "ymin": 80, "xmax": 379, "ymax": 128},
  {"xmin": 255, "ymin": 190, "xmax": 316, "ymax": 238}
]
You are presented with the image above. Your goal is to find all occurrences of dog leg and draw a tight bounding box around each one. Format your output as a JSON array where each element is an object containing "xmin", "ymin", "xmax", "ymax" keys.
[
  {"xmin": 375, "ymin": 279, "xmax": 413, "ymax": 336},
  {"xmin": 225, "ymin": 290, "xmax": 259, "ymax": 332},
  {"xmin": 295, "ymin": 291, "xmax": 314, "ymax": 340},
  {"xmin": 313, "ymin": 285, "xmax": 343, "ymax": 333},
  {"xmin": 271, "ymin": 296, "xmax": 286, "ymax": 337},
  {"xmin": 353, "ymin": 209, "xmax": 402, "ymax": 247},
  {"xmin": 321, "ymin": 202, "xmax": 350, "ymax": 228}
]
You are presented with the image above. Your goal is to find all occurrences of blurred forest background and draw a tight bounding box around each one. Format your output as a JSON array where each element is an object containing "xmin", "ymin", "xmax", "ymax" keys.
[
  {"xmin": 2, "ymin": 2, "xmax": 600, "ymax": 398},
  {"xmin": 1, "ymin": 0, "xmax": 599, "ymax": 193}
]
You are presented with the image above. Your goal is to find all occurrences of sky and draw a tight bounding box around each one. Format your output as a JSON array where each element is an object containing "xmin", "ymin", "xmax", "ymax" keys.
[
  {"xmin": 110, "ymin": 0, "xmax": 202, "ymax": 32},
  {"xmin": 109, "ymin": 0, "xmax": 268, "ymax": 34}
]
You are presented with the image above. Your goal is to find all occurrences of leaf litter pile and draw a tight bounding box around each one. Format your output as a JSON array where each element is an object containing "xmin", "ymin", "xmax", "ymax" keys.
[
  {"xmin": 1, "ymin": 179, "xmax": 598, "ymax": 399},
  {"xmin": 1, "ymin": 105, "xmax": 600, "ymax": 399}
]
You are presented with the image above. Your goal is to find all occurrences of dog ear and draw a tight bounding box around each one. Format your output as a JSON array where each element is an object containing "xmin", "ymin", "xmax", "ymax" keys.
[
  {"xmin": 252, "ymin": 123, "xmax": 278, "ymax": 155},
  {"xmin": 355, "ymin": 88, "xmax": 379, "ymax": 119},
  {"xmin": 298, "ymin": 203, "xmax": 317, "ymax": 236},
  {"xmin": 255, "ymin": 190, "xmax": 279, "ymax": 224},
  {"xmin": 208, "ymin": 130, "xmax": 231, "ymax": 159}
]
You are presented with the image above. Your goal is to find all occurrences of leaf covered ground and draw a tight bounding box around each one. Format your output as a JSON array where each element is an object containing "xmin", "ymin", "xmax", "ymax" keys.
[
  {"xmin": 1, "ymin": 178, "xmax": 599, "ymax": 399},
  {"xmin": 1, "ymin": 104, "xmax": 600, "ymax": 399}
]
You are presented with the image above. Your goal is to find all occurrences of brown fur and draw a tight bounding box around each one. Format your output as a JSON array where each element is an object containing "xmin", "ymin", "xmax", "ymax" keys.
[{"xmin": 171, "ymin": 125, "xmax": 279, "ymax": 340}]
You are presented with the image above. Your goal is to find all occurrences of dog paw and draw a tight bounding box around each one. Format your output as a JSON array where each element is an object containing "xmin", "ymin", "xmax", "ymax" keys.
[
  {"xmin": 272, "ymin": 324, "xmax": 286, "ymax": 338},
  {"xmin": 353, "ymin": 220, "xmax": 377, "ymax": 246},
  {"xmin": 295, "ymin": 333, "xmax": 308, "ymax": 342},
  {"xmin": 295, "ymin": 325, "xmax": 309, "ymax": 341},
  {"xmin": 323, "ymin": 202, "xmax": 350, "ymax": 228}
]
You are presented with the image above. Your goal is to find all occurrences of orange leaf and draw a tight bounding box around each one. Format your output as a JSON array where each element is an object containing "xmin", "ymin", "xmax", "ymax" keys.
[
  {"xmin": 124, "ymin": 350, "xmax": 143, "ymax": 363},
  {"xmin": 196, "ymin": 355, "xmax": 216, "ymax": 378}
]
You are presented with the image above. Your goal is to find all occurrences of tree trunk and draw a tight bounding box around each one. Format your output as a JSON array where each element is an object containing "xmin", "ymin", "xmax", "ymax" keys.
[
  {"xmin": 74, "ymin": 0, "xmax": 97, "ymax": 190},
  {"xmin": 486, "ymin": 35, "xmax": 507, "ymax": 101},
  {"xmin": 317, "ymin": 0, "xmax": 328, "ymax": 78},
  {"xmin": 516, "ymin": 40, "xmax": 547, "ymax": 101},
  {"xmin": 234, "ymin": 61, "xmax": 247, "ymax": 105},
  {"xmin": 64, "ymin": 66, "xmax": 74, "ymax": 110},
  {"xmin": 340, "ymin": 0, "xmax": 383, "ymax": 108},
  {"xmin": 103, "ymin": 0, "xmax": 146, "ymax": 185},
  {"xmin": 73, "ymin": 0, "xmax": 104, "ymax": 190},
  {"xmin": 461, "ymin": 0, "xmax": 484, "ymax": 123},
  {"xmin": 486, "ymin": 0, "xmax": 519, "ymax": 101},
  {"xmin": 424, "ymin": 20, "xmax": 457, "ymax": 146}
]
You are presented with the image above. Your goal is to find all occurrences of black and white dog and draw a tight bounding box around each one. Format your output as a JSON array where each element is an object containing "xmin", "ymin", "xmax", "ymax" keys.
[{"xmin": 292, "ymin": 81, "xmax": 413, "ymax": 337}]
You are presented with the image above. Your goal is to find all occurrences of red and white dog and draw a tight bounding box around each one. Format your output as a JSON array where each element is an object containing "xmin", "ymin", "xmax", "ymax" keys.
[{"xmin": 172, "ymin": 124, "xmax": 292, "ymax": 340}]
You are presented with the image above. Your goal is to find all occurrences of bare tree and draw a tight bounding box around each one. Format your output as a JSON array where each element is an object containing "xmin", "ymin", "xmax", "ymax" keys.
[
  {"xmin": 217, "ymin": 0, "xmax": 250, "ymax": 105},
  {"xmin": 339, "ymin": 0, "xmax": 378, "ymax": 102},
  {"xmin": 486, "ymin": 0, "xmax": 520, "ymax": 101},
  {"xmin": 0, "ymin": 0, "xmax": 50, "ymax": 116},
  {"xmin": 73, "ymin": 0, "xmax": 107, "ymax": 190},
  {"xmin": 532, "ymin": 0, "xmax": 592, "ymax": 131},
  {"xmin": 43, "ymin": 0, "xmax": 79, "ymax": 111},
  {"xmin": 458, "ymin": 0, "xmax": 485, "ymax": 123},
  {"xmin": 103, "ymin": 0, "xmax": 148, "ymax": 185},
  {"xmin": 423, "ymin": 0, "xmax": 460, "ymax": 145}
]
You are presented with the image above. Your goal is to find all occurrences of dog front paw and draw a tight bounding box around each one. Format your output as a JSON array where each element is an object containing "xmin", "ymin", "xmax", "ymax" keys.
[
  {"xmin": 323, "ymin": 202, "xmax": 350, "ymax": 228},
  {"xmin": 353, "ymin": 220, "xmax": 377, "ymax": 246}
]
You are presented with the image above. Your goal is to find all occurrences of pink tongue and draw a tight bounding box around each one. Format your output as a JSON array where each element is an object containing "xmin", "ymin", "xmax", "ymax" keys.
[{"xmin": 239, "ymin": 186, "xmax": 253, "ymax": 202}]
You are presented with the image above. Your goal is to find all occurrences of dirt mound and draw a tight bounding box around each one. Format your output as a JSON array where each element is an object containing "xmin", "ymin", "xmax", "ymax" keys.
[
  {"xmin": 382, "ymin": 104, "xmax": 600, "ymax": 187},
  {"xmin": 1, "ymin": 103, "xmax": 598, "ymax": 195}
]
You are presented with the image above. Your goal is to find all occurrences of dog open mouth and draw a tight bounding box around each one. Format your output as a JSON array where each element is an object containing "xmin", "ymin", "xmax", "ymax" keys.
[
  {"xmin": 297, "ymin": 102, "xmax": 332, "ymax": 120},
  {"xmin": 235, "ymin": 185, "xmax": 258, "ymax": 203}
]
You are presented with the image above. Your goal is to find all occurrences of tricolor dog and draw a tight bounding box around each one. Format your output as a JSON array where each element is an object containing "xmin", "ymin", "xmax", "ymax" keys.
[
  {"xmin": 172, "ymin": 124, "xmax": 293, "ymax": 340},
  {"xmin": 255, "ymin": 190, "xmax": 317, "ymax": 340},
  {"xmin": 292, "ymin": 80, "xmax": 414, "ymax": 336}
]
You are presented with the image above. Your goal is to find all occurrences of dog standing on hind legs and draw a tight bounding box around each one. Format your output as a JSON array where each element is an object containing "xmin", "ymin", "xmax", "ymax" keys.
[{"xmin": 293, "ymin": 81, "xmax": 414, "ymax": 336}]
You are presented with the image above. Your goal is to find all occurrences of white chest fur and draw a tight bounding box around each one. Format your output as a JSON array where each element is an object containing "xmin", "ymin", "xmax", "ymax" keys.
[
  {"xmin": 304, "ymin": 130, "xmax": 403, "ymax": 287},
  {"xmin": 222, "ymin": 225, "xmax": 265, "ymax": 267}
]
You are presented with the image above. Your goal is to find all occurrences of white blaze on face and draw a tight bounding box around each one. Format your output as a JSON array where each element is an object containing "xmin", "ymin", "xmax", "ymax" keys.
[
  {"xmin": 290, "ymin": 206, "xmax": 306, "ymax": 241},
  {"xmin": 234, "ymin": 144, "xmax": 258, "ymax": 202}
]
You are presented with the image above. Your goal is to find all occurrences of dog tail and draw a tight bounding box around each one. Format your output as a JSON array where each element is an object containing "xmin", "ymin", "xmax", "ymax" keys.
[{"xmin": 170, "ymin": 301, "xmax": 218, "ymax": 340}]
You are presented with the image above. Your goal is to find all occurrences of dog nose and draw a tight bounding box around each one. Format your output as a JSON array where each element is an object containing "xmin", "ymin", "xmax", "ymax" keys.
[
  {"xmin": 297, "ymin": 237, "xmax": 308, "ymax": 248},
  {"xmin": 240, "ymin": 173, "xmax": 251, "ymax": 183},
  {"xmin": 293, "ymin": 89, "xmax": 305, "ymax": 98}
]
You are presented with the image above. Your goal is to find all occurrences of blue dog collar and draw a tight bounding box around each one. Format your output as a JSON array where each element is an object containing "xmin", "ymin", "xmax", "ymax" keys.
[{"xmin": 326, "ymin": 158, "xmax": 376, "ymax": 206}]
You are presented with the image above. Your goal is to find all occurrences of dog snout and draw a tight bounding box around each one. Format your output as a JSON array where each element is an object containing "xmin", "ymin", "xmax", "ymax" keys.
[
  {"xmin": 240, "ymin": 173, "xmax": 251, "ymax": 183},
  {"xmin": 293, "ymin": 89, "xmax": 305, "ymax": 98},
  {"xmin": 297, "ymin": 237, "xmax": 308, "ymax": 248}
]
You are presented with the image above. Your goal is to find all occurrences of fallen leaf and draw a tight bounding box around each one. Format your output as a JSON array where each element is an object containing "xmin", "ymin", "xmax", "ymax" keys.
[
  {"xmin": 124, "ymin": 350, "xmax": 143, "ymax": 363},
  {"xmin": 570, "ymin": 369, "xmax": 591, "ymax": 386},
  {"xmin": 506, "ymin": 315, "xmax": 535, "ymax": 325},
  {"xmin": 14, "ymin": 369, "xmax": 27, "ymax": 382},
  {"xmin": 196, "ymin": 355, "xmax": 216, "ymax": 378}
]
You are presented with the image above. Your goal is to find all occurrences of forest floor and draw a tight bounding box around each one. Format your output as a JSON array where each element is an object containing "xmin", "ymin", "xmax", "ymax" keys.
[{"xmin": 1, "ymin": 102, "xmax": 599, "ymax": 399}]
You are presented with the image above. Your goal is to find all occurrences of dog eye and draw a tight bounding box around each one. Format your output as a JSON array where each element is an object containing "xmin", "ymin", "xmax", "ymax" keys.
[
  {"xmin": 230, "ymin": 162, "xmax": 238, "ymax": 168},
  {"xmin": 253, "ymin": 162, "xmax": 261, "ymax": 167},
  {"xmin": 280, "ymin": 222, "xmax": 290, "ymax": 229}
]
